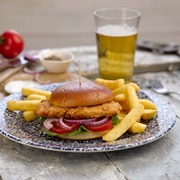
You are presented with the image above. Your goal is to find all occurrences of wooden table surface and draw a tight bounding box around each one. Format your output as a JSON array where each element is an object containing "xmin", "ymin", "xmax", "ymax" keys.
[{"xmin": 0, "ymin": 50, "xmax": 180, "ymax": 180}]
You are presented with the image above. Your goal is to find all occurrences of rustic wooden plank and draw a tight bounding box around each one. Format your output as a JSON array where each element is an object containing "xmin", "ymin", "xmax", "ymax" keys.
[
  {"xmin": 0, "ymin": 137, "xmax": 125, "ymax": 180},
  {"xmin": 0, "ymin": 1, "xmax": 180, "ymax": 50},
  {"xmin": 105, "ymin": 128, "xmax": 180, "ymax": 179}
]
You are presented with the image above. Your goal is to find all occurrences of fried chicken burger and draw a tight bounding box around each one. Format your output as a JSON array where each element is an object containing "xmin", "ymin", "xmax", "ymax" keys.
[{"xmin": 34, "ymin": 81, "xmax": 121, "ymax": 140}]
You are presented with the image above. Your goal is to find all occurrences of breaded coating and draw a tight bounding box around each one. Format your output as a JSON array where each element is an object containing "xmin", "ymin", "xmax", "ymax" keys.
[{"xmin": 34, "ymin": 100, "xmax": 121, "ymax": 119}]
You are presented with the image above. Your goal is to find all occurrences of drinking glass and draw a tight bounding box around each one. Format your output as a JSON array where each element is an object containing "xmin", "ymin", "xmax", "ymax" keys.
[{"xmin": 94, "ymin": 8, "xmax": 141, "ymax": 82}]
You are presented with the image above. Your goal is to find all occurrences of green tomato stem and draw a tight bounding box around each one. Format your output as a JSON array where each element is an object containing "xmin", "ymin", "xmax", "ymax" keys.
[{"xmin": 0, "ymin": 36, "xmax": 5, "ymax": 44}]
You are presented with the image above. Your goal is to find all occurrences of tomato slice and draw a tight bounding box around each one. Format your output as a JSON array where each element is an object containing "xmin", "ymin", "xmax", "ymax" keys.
[
  {"xmin": 50, "ymin": 122, "xmax": 79, "ymax": 134},
  {"xmin": 49, "ymin": 117, "xmax": 113, "ymax": 134},
  {"xmin": 84, "ymin": 117, "xmax": 113, "ymax": 132}
]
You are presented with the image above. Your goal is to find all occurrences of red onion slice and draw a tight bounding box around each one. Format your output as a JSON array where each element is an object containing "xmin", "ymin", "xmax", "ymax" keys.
[
  {"xmin": 35, "ymin": 73, "xmax": 51, "ymax": 84},
  {"xmin": 58, "ymin": 118, "xmax": 72, "ymax": 130},
  {"xmin": 23, "ymin": 66, "xmax": 45, "ymax": 74},
  {"xmin": 63, "ymin": 118, "xmax": 97, "ymax": 124},
  {"xmin": 24, "ymin": 51, "xmax": 39, "ymax": 62},
  {"xmin": 64, "ymin": 117, "xmax": 109, "ymax": 126},
  {"xmin": 85, "ymin": 117, "xmax": 109, "ymax": 126},
  {"xmin": 43, "ymin": 117, "xmax": 110, "ymax": 131},
  {"xmin": 43, "ymin": 118, "xmax": 58, "ymax": 130}
]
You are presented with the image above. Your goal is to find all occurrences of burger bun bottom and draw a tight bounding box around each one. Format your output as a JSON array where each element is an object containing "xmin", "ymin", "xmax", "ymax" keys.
[{"xmin": 55, "ymin": 130, "xmax": 109, "ymax": 140}]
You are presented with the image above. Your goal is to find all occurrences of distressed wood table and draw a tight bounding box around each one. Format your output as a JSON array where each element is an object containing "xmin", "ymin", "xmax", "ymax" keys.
[{"xmin": 0, "ymin": 47, "xmax": 180, "ymax": 180}]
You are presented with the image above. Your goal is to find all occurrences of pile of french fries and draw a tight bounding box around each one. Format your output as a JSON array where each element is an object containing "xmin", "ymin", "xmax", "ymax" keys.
[
  {"xmin": 95, "ymin": 78, "xmax": 157, "ymax": 142},
  {"xmin": 7, "ymin": 88, "xmax": 51, "ymax": 121},
  {"xmin": 7, "ymin": 78, "xmax": 157, "ymax": 142}
]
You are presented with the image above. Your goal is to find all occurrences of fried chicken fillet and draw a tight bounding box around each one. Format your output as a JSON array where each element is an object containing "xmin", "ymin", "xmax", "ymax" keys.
[{"xmin": 34, "ymin": 100, "xmax": 121, "ymax": 119}]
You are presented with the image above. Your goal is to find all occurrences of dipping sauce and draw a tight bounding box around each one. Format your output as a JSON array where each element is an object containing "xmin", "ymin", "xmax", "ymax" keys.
[{"xmin": 44, "ymin": 55, "xmax": 62, "ymax": 61}]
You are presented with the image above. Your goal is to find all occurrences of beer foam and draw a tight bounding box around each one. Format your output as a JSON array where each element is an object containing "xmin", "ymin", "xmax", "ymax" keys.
[{"xmin": 97, "ymin": 24, "xmax": 137, "ymax": 36}]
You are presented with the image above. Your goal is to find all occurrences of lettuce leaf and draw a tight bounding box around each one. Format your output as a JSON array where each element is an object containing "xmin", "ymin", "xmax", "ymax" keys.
[
  {"xmin": 68, "ymin": 125, "xmax": 90, "ymax": 135},
  {"xmin": 112, "ymin": 115, "xmax": 119, "ymax": 126}
]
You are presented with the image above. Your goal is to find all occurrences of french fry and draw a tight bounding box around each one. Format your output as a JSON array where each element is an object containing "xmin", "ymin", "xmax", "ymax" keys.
[
  {"xmin": 139, "ymin": 99, "xmax": 157, "ymax": 110},
  {"xmin": 26, "ymin": 94, "xmax": 47, "ymax": 100},
  {"xmin": 96, "ymin": 78, "xmax": 124, "ymax": 90},
  {"xmin": 112, "ymin": 84, "xmax": 126, "ymax": 96},
  {"xmin": 22, "ymin": 88, "xmax": 51, "ymax": 99},
  {"xmin": 117, "ymin": 112, "xmax": 143, "ymax": 132},
  {"xmin": 7, "ymin": 100, "xmax": 41, "ymax": 111},
  {"xmin": 102, "ymin": 103, "xmax": 144, "ymax": 142},
  {"xmin": 117, "ymin": 111, "xmax": 127, "ymax": 121},
  {"xmin": 127, "ymin": 84, "xmax": 139, "ymax": 110},
  {"xmin": 128, "ymin": 82, "xmax": 140, "ymax": 91},
  {"xmin": 128, "ymin": 122, "xmax": 147, "ymax": 133},
  {"xmin": 139, "ymin": 99, "xmax": 157, "ymax": 120},
  {"xmin": 117, "ymin": 85, "xmax": 130, "ymax": 111},
  {"xmin": 114, "ymin": 94, "xmax": 125, "ymax": 102},
  {"xmin": 142, "ymin": 109, "xmax": 157, "ymax": 120},
  {"xmin": 112, "ymin": 82, "xmax": 139, "ymax": 96},
  {"xmin": 23, "ymin": 111, "xmax": 39, "ymax": 122}
]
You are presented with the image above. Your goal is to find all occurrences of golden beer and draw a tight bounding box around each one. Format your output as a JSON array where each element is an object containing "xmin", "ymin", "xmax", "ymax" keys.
[{"xmin": 96, "ymin": 25, "xmax": 138, "ymax": 82}]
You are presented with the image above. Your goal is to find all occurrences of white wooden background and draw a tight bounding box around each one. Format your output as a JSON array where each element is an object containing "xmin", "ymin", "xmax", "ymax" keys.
[{"xmin": 0, "ymin": 0, "xmax": 180, "ymax": 50}]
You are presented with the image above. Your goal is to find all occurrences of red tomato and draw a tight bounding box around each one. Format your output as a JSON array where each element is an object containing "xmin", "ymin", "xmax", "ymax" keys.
[
  {"xmin": 0, "ymin": 30, "xmax": 24, "ymax": 58},
  {"xmin": 84, "ymin": 118, "xmax": 113, "ymax": 132},
  {"xmin": 50, "ymin": 122, "xmax": 79, "ymax": 134}
]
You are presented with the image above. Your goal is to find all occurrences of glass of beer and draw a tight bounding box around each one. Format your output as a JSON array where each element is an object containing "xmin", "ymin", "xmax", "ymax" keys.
[{"xmin": 94, "ymin": 8, "xmax": 141, "ymax": 82}]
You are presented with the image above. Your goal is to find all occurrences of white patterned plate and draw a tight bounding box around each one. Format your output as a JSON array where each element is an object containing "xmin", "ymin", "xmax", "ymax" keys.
[{"xmin": 0, "ymin": 83, "xmax": 176, "ymax": 152}]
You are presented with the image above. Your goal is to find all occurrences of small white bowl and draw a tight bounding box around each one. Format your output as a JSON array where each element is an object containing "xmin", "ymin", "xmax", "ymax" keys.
[{"xmin": 38, "ymin": 49, "xmax": 74, "ymax": 73}]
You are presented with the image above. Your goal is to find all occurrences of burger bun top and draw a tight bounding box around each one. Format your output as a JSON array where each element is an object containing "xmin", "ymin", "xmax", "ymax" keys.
[{"xmin": 49, "ymin": 81, "xmax": 113, "ymax": 108}]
